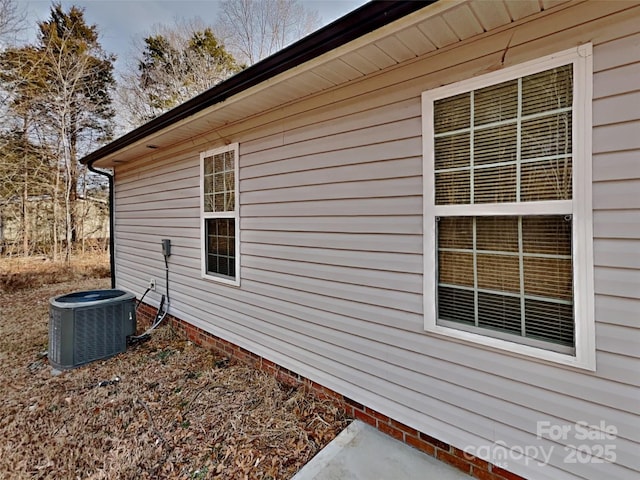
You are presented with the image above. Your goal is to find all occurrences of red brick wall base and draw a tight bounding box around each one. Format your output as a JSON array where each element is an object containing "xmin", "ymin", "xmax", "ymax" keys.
[{"xmin": 137, "ymin": 302, "xmax": 526, "ymax": 480}]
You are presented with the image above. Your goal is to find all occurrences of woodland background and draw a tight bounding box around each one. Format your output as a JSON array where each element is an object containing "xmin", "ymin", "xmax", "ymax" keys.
[{"xmin": 0, "ymin": 0, "xmax": 319, "ymax": 260}]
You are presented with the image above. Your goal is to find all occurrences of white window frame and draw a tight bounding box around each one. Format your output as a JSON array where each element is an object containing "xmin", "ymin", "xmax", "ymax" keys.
[
  {"xmin": 200, "ymin": 143, "xmax": 241, "ymax": 287},
  {"xmin": 422, "ymin": 45, "xmax": 595, "ymax": 370}
]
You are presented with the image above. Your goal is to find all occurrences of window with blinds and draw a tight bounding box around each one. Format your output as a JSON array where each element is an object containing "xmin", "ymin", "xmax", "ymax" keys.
[
  {"xmin": 437, "ymin": 215, "xmax": 574, "ymax": 351},
  {"xmin": 201, "ymin": 144, "xmax": 240, "ymax": 285},
  {"xmin": 422, "ymin": 46, "xmax": 595, "ymax": 366},
  {"xmin": 434, "ymin": 65, "xmax": 573, "ymax": 206}
]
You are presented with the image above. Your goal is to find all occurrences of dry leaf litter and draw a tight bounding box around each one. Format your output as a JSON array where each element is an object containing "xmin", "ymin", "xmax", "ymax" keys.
[{"xmin": 0, "ymin": 263, "xmax": 348, "ymax": 479}]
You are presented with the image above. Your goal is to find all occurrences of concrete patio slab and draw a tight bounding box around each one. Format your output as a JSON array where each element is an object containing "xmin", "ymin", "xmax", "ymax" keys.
[{"xmin": 292, "ymin": 420, "xmax": 472, "ymax": 480}]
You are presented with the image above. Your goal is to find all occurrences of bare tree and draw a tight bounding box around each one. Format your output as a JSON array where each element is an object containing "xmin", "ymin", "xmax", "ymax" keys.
[
  {"xmin": 0, "ymin": 0, "xmax": 25, "ymax": 44},
  {"xmin": 0, "ymin": 134, "xmax": 52, "ymax": 256},
  {"xmin": 0, "ymin": 4, "xmax": 114, "ymax": 260},
  {"xmin": 217, "ymin": 0, "xmax": 320, "ymax": 65},
  {"xmin": 0, "ymin": 0, "xmax": 26, "ymax": 124},
  {"xmin": 35, "ymin": 4, "xmax": 115, "ymax": 260},
  {"xmin": 0, "ymin": 43, "xmax": 51, "ymax": 256}
]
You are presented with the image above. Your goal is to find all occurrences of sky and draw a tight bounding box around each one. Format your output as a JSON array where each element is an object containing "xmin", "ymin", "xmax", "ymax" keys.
[{"xmin": 16, "ymin": 0, "xmax": 368, "ymax": 73}]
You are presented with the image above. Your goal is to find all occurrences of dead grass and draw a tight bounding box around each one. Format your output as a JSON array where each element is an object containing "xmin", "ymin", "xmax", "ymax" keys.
[
  {"xmin": 0, "ymin": 253, "xmax": 111, "ymax": 293},
  {"xmin": 0, "ymin": 260, "xmax": 348, "ymax": 479}
]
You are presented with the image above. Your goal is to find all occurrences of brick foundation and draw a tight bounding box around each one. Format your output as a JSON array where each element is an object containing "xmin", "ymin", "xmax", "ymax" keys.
[{"xmin": 136, "ymin": 302, "xmax": 526, "ymax": 480}]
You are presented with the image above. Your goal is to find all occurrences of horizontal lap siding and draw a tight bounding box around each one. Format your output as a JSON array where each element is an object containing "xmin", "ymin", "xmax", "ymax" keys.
[
  {"xmin": 592, "ymin": 30, "xmax": 640, "ymax": 426},
  {"xmin": 591, "ymin": 26, "xmax": 640, "ymax": 346},
  {"xmin": 113, "ymin": 5, "xmax": 640, "ymax": 480}
]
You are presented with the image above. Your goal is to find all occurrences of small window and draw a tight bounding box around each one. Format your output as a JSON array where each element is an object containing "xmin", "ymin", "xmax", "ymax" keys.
[
  {"xmin": 200, "ymin": 144, "xmax": 240, "ymax": 285},
  {"xmin": 422, "ymin": 46, "xmax": 595, "ymax": 369}
]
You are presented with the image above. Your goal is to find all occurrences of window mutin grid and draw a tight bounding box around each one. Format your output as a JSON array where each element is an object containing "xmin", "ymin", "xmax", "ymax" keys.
[
  {"xmin": 203, "ymin": 150, "xmax": 235, "ymax": 213},
  {"xmin": 433, "ymin": 64, "xmax": 573, "ymax": 206},
  {"xmin": 200, "ymin": 144, "xmax": 239, "ymax": 285},
  {"xmin": 206, "ymin": 218, "xmax": 236, "ymax": 278},
  {"xmin": 432, "ymin": 65, "xmax": 575, "ymax": 351},
  {"xmin": 436, "ymin": 215, "xmax": 574, "ymax": 350},
  {"xmin": 422, "ymin": 45, "xmax": 595, "ymax": 369}
]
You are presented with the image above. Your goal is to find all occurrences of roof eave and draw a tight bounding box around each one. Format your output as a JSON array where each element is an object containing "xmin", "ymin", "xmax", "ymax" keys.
[{"xmin": 80, "ymin": 1, "xmax": 435, "ymax": 166}]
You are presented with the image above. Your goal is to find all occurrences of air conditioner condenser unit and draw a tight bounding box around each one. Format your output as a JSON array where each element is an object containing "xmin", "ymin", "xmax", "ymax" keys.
[{"xmin": 49, "ymin": 289, "xmax": 136, "ymax": 370}]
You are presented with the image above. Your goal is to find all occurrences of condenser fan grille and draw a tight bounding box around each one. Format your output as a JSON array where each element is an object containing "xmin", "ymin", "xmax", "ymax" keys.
[{"xmin": 74, "ymin": 303, "xmax": 125, "ymax": 365}]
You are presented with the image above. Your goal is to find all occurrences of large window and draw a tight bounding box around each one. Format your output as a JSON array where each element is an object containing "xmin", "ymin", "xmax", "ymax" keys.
[
  {"xmin": 422, "ymin": 46, "xmax": 595, "ymax": 369},
  {"xmin": 200, "ymin": 144, "xmax": 240, "ymax": 286}
]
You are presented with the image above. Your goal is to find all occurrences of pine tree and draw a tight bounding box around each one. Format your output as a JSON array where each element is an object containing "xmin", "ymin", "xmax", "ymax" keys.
[{"xmin": 119, "ymin": 21, "xmax": 242, "ymax": 128}]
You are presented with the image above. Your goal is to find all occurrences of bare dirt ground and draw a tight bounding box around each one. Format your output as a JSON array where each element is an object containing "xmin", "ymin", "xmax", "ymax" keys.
[{"xmin": 0, "ymin": 256, "xmax": 348, "ymax": 479}]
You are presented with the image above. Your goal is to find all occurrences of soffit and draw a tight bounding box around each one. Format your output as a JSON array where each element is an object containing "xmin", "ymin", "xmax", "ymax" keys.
[{"xmin": 100, "ymin": 0, "xmax": 570, "ymax": 168}]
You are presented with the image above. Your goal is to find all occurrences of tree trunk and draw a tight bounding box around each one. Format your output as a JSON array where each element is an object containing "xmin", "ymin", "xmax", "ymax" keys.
[
  {"xmin": 51, "ymin": 161, "xmax": 60, "ymax": 261},
  {"xmin": 65, "ymin": 160, "xmax": 72, "ymax": 263},
  {"xmin": 80, "ymin": 170, "xmax": 87, "ymax": 254},
  {"xmin": 21, "ymin": 169, "xmax": 29, "ymax": 256},
  {"xmin": 21, "ymin": 120, "xmax": 29, "ymax": 257},
  {"xmin": 0, "ymin": 208, "xmax": 4, "ymax": 255},
  {"xmin": 69, "ymin": 110, "xmax": 78, "ymax": 246},
  {"xmin": 61, "ymin": 117, "xmax": 72, "ymax": 263}
]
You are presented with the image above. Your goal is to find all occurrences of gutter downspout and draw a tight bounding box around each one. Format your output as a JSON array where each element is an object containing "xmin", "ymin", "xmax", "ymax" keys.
[{"xmin": 87, "ymin": 160, "xmax": 115, "ymax": 288}]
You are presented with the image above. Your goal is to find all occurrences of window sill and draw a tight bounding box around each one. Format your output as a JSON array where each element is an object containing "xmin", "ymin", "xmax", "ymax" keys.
[
  {"xmin": 202, "ymin": 272, "xmax": 241, "ymax": 288},
  {"xmin": 424, "ymin": 323, "xmax": 596, "ymax": 371}
]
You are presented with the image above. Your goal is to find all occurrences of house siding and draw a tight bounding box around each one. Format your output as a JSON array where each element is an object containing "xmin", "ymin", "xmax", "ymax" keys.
[{"xmin": 113, "ymin": 4, "xmax": 640, "ymax": 479}]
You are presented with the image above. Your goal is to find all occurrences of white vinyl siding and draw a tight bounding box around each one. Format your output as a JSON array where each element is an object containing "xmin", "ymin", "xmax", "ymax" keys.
[
  {"xmin": 112, "ymin": 4, "xmax": 640, "ymax": 479},
  {"xmin": 422, "ymin": 46, "xmax": 596, "ymax": 369}
]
